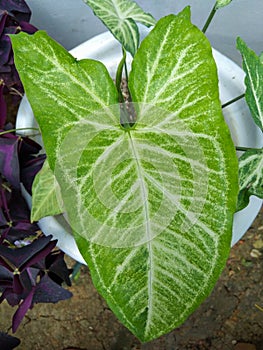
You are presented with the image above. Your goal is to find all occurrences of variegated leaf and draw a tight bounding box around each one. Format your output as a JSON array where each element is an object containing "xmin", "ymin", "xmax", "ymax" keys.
[
  {"xmin": 237, "ymin": 37, "xmax": 263, "ymax": 131},
  {"xmin": 11, "ymin": 10, "xmax": 238, "ymax": 342},
  {"xmin": 10, "ymin": 30, "xmax": 119, "ymax": 170},
  {"xmin": 55, "ymin": 9, "xmax": 238, "ymax": 341},
  {"xmin": 83, "ymin": 0, "xmax": 156, "ymax": 56},
  {"xmin": 31, "ymin": 160, "xmax": 63, "ymax": 222},
  {"xmin": 237, "ymin": 148, "xmax": 263, "ymax": 211}
]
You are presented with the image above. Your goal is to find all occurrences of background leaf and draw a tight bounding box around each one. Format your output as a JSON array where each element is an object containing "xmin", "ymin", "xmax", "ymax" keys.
[
  {"xmin": 237, "ymin": 37, "xmax": 263, "ymax": 131},
  {"xmin": 237, "ymin": 148, "xmax": 263, "ymax": 211},
  {"xmin": 215, "ymin": 0, "xmax": 232, "ymax": 9},
  {"xmin": 31, "ymin": 160, "xmax": 63, "ymax": 222},
  {"xmin": 83, "ymin": 0, "xmax": 156, "ymax": 56}
]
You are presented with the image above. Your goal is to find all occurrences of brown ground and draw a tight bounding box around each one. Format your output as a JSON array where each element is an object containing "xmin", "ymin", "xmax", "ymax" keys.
[{"xmin": 0, "ymin": 208, "xmax": 262, "ymax": 350}]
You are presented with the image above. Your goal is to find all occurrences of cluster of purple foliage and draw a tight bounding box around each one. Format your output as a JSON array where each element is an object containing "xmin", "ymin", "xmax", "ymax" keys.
[
  {"xmin": 0, "ymin": 0, "xmax": 37, "ymax": 102},
  {"xmin": 0, "ymin": 1, "xmax": 73, "ymax": 346}
]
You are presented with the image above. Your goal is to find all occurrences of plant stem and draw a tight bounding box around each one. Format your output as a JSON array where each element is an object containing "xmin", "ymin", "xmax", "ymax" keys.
[
  {"xmin": 255, "ymin": 304, "xmax": 263, "ymax": 312},
  {"xmin": 202, "ymin": 3, "xmax": 217, "ymax": 33},
  {"xmin": 116, "ymin": 48, "xmax": 127, "ymax": 103},
  {"xmin": 222, "ymin": 93, "xmax": 245, "ymax": 108},
  {"xmin": 235, "ymin": 146, "xmax": 262, "ymax": 152},
  {"xmin": 71, "ymin": 262, "xmax": 83, "ymax": 281},
  {"xmin": 124, "ymin": 57, "xmax": 129, "ymax": 84},
  {"xmin": 0, "ymin": 127, "xmax": 39, "ymax": 136}
]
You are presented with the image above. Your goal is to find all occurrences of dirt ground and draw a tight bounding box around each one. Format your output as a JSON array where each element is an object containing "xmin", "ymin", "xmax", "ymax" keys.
[{"xmin": 0, "ymin": 208, "xmax": 262, "ymax": 350}]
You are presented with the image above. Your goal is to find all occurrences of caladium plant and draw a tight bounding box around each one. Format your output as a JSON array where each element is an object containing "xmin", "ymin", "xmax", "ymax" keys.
[
  {"xmin": 9, "ymin": 0, "xmax": 262, "ymax": 343},
  {"xmin": 236, "ymin": 38, "xmax": 263, "ymax": 210}
]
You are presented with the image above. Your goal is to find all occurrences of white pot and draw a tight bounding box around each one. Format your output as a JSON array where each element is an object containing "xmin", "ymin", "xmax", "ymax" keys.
[{"xmin": 17, "ymin": 30, "xmax": 263, "ymax": 264}]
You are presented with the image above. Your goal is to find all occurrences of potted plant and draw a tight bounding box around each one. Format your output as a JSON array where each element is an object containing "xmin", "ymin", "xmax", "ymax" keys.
[
  {"xmin": 7, "ymin": 0, "xmax": 263, "ymax": 343},
  {"xmin": 0, "ymin": 1, "xmax": 74, "ymax": 346}
]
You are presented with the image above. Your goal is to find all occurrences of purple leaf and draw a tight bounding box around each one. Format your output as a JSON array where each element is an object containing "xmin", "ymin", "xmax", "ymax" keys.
[
  {"xmin": 46, "ymin": 251, "xmax": 72, "ymax": 286},
  {"xmin": 0, "ymin": 331, "xmax": 20, "ymax": 349},
  {"xmin": 0, "ymin": 0, "xmax": 32, "ymax": 22},
  {"xmin": 0, "ymin": 80, "xmax": 6, "ymax": 127},
  {"xmin": 0, "ymin": 136, "xmax": 19, "ymax": 188},
  {"xmin": 20, "ymin": 153, "xmax": 46, "ymax": 194},
  {"xmin": 0, "ymin": 0, "xmax": 37, "ymax": 98},
  {"xmin": 33, "ymin": 274, "xmax": 72, "ymax": 304},
  {"xmin": 18, "ymin": 136, "xmax": 42, "ymax": 161},
  {"xmin": 0, "ymin": 188, "xmax": 39, "ymax": 243},
  {"xmin": 12, "ymin": 287, "xmax": 34, "ymax": 332},
  {"xmin": 19, "ymin": 20, "xmax": 37, "ymax": 34},
  {"xmin": 0, "ymin": 235, "xmax": 56, "ymax": 271},
  {"xmin": 0, "ymin": 264, "xmax": 12, "ymax": 288}
]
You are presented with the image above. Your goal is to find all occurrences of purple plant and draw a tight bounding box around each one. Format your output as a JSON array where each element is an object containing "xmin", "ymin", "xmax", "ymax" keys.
[
  {"xmin": 0, "ymin": 1, "xmax": 74, "ymax": 341},
  {"xmin": 0, "ymin": 331, "xmax": 20, "ymax": 349},
  {"xmin": 0, "ymin": 235, "xmax": 72, "ymax": 332},
  {"xmin": 0, "ymin": 133, "xmax": 73, "ymax": 333},
  {"xmin": 0, "ymin": 0, "xmax": 37, "ymax": 96}
]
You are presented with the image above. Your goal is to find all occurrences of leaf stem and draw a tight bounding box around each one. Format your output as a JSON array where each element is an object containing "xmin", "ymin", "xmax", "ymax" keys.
[
  {"xmin": 222, "ymin": 93, "xmax": 245, "ymax": 108},
  {"xmin": 255, "ymin": 304, "xmax": 263, "ymax": 312},
  {"xmin": 116, "ymin": 48, "xmax": 127, "ymax": 103},
  {"xmin": 235, "ymin": 146, "xmax": 262, "ymax": 152},
  {"xmin": 0, "ymin": 127, "xmax": 39, "ymax": 136},
  {"xmin": 202, "ymin": 3, "xmax": 217, "ymax": 33},
  {"xmin": 124, "ymin": 56, "xmax": 129, "ymax": 84},
  {"xmin": 71, "ymin": 262, "xmax": 83, "ymax": 281}
]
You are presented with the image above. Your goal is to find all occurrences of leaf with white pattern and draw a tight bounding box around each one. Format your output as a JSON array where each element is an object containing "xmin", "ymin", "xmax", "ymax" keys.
[
  {"xmin": 31, "ymin": 160, "xmax": 63, "ymax": 222},
  {"xmin": 237, "ymin": 37, "xmax": 263, "ymax": 131},
  {"xmin": 11, "ymin": 9, "xmax": 239, "ymax": 342},
  {"xmin": 55, "ymin": 9, "xmax": 237, "ymax": 341},
  {"xmin": 215, "ymin": 0, "xmax": 232, "ymax": 9},
  {"xmin": 237, "ymin": 148, "xmax": 263, "ymax": 211},
  {"xmin": 10, "ymin": 30, "xmax": 119, "ymax": 170},
  {"xmin": 83, "ymin": 0, "xmax": 156, "ymax": 56}
]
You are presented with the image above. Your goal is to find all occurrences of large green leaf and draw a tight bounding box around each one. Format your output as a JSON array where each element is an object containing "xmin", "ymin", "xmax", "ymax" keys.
[
  {"xmin": 31, "ymin": 160, "xmax": 63, "ymax": 222},
  {"xmin": 237, "ymin": 148, "xmax": 263, "ymax": 211},
  {"xmin": 10, "ymin": 30, "xmax": 119, "ymax": 170},
  {"xmin": 11, "ymin": 11, "xmax": 238, "ymax": 342},
  {"xmin": 237, "ymin": 37, "xmax": 263, "ymax": 131},
  {"xmin": 83, "ymin": 0, "xmax": 156, "ymax": 56},
  {"xmin": 54, "ymin": 10, "xmax": 237, "ymax": 341}
]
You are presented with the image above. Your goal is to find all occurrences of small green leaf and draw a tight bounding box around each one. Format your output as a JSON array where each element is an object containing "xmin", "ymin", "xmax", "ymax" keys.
[
  {"xmin": 31, "ymin": 160, "xmax": 64, "ymax": 222},
  {"xmin": 237, "ymin": 37, "xmax": 263, "ymax": 132},
  {"xmin": 215, "ymin": 0, "xmax": 232, "ymax": 9},
  {"xmin": 83, "ymin": 0, "xmax": 156, "ymax": 56},
  {"xmin": 237, "ymin": 148, "xmax": 263, "ymax": 211}
]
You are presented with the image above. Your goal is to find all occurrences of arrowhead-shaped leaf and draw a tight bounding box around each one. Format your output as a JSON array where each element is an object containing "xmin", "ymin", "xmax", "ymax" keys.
[
  {"xmin": 11, "ymin": 10, "xmax": 239, "ymax": 342},
  {"xmin": 237, "ymin": 148, "xmax": 263, "ymax": 211},
  {"xmin": 83, "ymin": 0, "xmax": 156, "ymax": 56},
  {"xmin": 55, "ymin": 10, "xmax": 237, "ymax": 341},
  {"xmin": 31, "ymin": 160, "xmax": 63, "ymax": 222},
  {"xmin": 237, "ymin": 37, "xmax": 263, "ymax": 132}
]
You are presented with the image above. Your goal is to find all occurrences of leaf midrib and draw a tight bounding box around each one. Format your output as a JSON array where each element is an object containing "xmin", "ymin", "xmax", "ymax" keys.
[{"xmin": 127, "ymin": 131, "xmax": 154, "ymax": 333}]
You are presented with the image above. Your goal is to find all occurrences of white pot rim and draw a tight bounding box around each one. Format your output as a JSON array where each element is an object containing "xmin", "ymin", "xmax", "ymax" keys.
[{"xmin": 17, "ymin": 30, "xmax": 263, "ymax": 264}]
